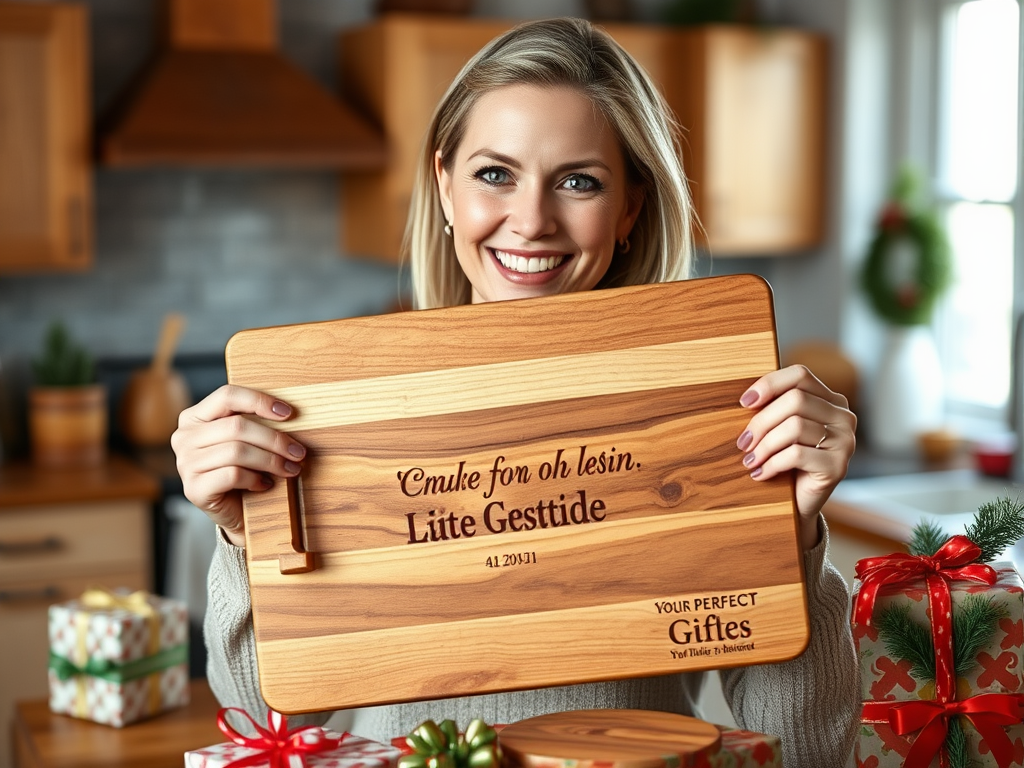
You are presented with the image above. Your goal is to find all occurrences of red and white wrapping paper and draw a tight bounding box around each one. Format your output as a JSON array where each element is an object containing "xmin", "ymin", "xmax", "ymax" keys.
[
  {"xmin": 852, "ymin": 554, "xmax": 1024, "ymax": 767},
  {"xmin": 187, "ymin": 709, "xmax": 401, "ymax": 768}
]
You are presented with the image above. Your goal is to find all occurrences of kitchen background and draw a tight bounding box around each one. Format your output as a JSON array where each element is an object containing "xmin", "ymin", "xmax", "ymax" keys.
[
  {"xmin": 2, "ymin": 0, "xmax": 1020, "ymax": 765},
  {"xmin": 0, "ymin": 0, "xmax": 892, "ymax": 455}
]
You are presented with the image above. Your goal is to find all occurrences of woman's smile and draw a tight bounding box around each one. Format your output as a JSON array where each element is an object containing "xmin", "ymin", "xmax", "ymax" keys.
[{"xmin": 489, "ymin": 248, "xmax": 571, "ymax": 281}]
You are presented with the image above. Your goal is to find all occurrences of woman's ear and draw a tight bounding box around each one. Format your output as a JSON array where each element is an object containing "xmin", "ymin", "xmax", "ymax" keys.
[
  {"xmin": 435, "ymin": 149, "xmax": 453, "ymax": 223},
  {"xmin": 617, "ymin": 184, "xmax": 645, "ymax": 242}
]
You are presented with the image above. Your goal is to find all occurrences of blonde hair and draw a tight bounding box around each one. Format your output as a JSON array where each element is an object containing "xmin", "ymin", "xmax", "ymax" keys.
[{"xmin": 406, "ymin": 17, "xmax": 694, "ymax": 310}]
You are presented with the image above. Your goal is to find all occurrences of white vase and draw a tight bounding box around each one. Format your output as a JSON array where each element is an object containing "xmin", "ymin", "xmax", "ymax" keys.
[{"xmin": 871, "ymin": 325, "xmax": 945, "ymax": 455}]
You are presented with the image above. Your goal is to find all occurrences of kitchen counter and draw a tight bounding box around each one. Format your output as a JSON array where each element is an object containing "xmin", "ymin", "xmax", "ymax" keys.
[
  {"xmin": 11, "ymin": 680, "xmax": 222, "ymax": 768},
  {"xmin": 0, "ymin": 455, "xmax": 159, "ymax": 510},
  {"xmin": 0, "ymin": 455, "xmax": 160, "ymax": 768}
]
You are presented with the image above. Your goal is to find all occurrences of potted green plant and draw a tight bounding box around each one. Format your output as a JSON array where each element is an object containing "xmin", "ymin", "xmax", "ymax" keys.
[{"xmin": 29, "ymin": 321, "xmax": 107, "ymax": 467}]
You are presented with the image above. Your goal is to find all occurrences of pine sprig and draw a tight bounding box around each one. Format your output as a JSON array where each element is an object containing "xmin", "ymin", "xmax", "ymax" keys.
[
  {"xmin": 945, "ymin": 718, "xmax": 969, "ymax": 768},
  {"xmin": 964, "ymin": 496, "xmax": 1024, "ymax": 563},
  {"xmin": 908, "ymin": 519, "xmax": 950, "ymax": 557},
  {"xmin": 877, "ymin": 603, "xmax": 935, "ymax": 681},
  {"xmin": 952, "ymin": 594, "xmax": 1008, "ymax": 675}
]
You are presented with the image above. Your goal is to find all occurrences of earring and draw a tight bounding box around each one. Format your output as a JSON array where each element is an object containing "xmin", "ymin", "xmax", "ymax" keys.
[
  {"xmin": 444, "ymin": 220, "xmax": 453, "ymax": 237},
  {"xmin": 618, "ymin": 236, "xmax": 631, "ymax": 254}
]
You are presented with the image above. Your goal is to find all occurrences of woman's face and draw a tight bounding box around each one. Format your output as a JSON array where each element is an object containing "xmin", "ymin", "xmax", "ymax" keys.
[{"xmin": 435, "ymin": 84, "xmax": 642, "ymax": 304}]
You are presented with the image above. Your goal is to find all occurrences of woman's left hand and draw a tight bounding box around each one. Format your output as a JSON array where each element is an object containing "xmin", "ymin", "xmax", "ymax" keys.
[{"xmin": 736, "ymin": 364, "xmax": 857, "ymax": 551}]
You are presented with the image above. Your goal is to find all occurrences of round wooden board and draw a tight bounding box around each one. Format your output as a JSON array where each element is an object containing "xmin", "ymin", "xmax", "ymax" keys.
[{"xmin": 499, "ymin": 709, "xmax": 721, "ymax": 768}]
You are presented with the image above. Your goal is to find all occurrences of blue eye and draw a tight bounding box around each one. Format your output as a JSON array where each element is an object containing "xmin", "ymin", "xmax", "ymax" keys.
[
  {"xmin": 562, "ymin": 174, "xmax": 602, "ymax": 192},
  {"xmin": 476, "ymin": 167, "xmax": 510, "ymax": 185}
]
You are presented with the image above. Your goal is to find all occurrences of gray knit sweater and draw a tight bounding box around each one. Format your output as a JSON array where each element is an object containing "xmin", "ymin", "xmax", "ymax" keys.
[{"xmin": 205, "ymin": 517, "xmax": 858, "ymax": 768}]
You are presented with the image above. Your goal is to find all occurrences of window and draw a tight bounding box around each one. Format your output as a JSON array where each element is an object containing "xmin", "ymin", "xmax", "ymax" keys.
[{"xmin": 931, "ymin": 0, "xmax": 1020, "ymax": 425}]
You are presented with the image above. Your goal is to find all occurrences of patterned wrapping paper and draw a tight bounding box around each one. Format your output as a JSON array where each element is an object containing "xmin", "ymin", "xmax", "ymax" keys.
[
  {"xmin": 852, "ymin": 562, "xmax": 1024, "ymax": 767},
  {"xmin": 710, "ymin": 726, "xmax": 781, "ymax": 768},
  {"xmin": 47, "ymin": 588, "xmax": 190, "ymax": 727},
  {"xmin": 187, "ymin": 731, "xmax": 402, "ymax": 768}
]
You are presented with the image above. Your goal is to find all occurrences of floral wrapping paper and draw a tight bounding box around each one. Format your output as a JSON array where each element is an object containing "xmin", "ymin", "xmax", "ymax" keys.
[
  {"xmin": 47, "ymin": 589, "xmax": 190, "ymax": 727},
  {"xmin": 186, "ymin": 730, "xmax": 402, "ymax": 768},
  {"xmin": 852, "ymin": 562, "xmax": 1024, "ymax": 767}
]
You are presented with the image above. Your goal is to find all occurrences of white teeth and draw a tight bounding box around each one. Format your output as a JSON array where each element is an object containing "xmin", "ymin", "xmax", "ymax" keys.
[{"xmin": 494, "ymin": 250, "xmax": 566, "ymax": 274}]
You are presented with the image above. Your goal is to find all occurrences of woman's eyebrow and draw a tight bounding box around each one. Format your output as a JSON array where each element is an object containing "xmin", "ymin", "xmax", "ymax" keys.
[
  {"xmin": 466, "ymin": 149, "xmax": 521, "ymax": 167},
  {"xmin": 466, "ymin": 149, "xmax": 611, "ymax": 174}
]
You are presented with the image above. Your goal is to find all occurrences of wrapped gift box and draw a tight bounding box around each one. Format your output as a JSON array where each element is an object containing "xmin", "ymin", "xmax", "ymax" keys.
[
  {"xmin": 187, "ymin": 728, "xmax": 401, "ymax": 768},
  {"xmin": 47, "ymin": 588, "xmax": 189, "ymax": 727},
  {"xmin": 711, "ymin": 726, "xmax": 781, "ymax": 768},
  {"xmin": 853, "ymin": 561, "xmax": 1024, "ymax": 766}
]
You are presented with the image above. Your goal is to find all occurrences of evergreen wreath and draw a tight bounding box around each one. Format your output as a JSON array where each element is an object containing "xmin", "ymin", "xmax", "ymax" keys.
[
  {"xmin": 861, "ymin": 166, "xmax": 953, "ymax": 326},
  {"xmin": 874, "ymin": 495, "xmax": 1024, "ymax": 768}
]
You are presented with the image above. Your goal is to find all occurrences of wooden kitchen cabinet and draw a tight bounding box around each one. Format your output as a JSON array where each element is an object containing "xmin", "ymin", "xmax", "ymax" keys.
[
  {"xmin": 338, "ymin": 15, "xmax": 827, "ymax": 263},
  {"xmin": 0, "ymin": 2, "xmax": 92, "ymax": 273},
  {"xmin": 615, "ymin": 25, "xmax": 829, "ymax": 255},
  {"xmin": 339, "ymin": 14, "xmax": 511, "ymax": 263},
  {"xmin": 0, "ymin": 458, "xmax": 157, "ymax": 768}
]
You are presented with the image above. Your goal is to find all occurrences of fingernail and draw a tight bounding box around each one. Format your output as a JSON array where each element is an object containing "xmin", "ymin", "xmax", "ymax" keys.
[
  {"xmin": 740, "ymin": 390, "xmax": 758, "ymax": 407},
  {"xmin": 743, "ymin": 452, "xmax": 757, "ymax": 467},
  {"xmin": 271, "ymin": 401, "xmax": 292, "ymax": 417},
  {"xmin": 736, "ymin": 430, "xmax": 753, "ymax": 451},
  {"xmin": 287, "ymin": 443, "xmax": 305, "ymax": 459},
  {"xmin": 260, "ymin": 473, "xmax": 274, "ymax": 489},
  {"xmin": 750, "ymin": 467, "xmax": 763, "ymax": 479},
  {"xmin": 284, "ymin": 461, "xmax": 302, "ymax": 475}
]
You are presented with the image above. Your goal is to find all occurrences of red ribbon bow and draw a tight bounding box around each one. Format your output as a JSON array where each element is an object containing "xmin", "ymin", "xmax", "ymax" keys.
[
  {"xmin": 862, "ymin": 693, "xmax": 1024, "ymax": 768},
  {"xmin": 216, "ymin": 707, "xmax": 343, "ymax": 768},
  {"xmin": 855, "ymin": 535, "xmax": 998, "ymax": 702}
]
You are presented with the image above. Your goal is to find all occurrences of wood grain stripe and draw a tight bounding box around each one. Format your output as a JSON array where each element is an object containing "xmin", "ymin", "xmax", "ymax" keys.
[
  {"xmin": 247, "ymin": 502, "xmax": 801, "ymax": 641},
  {"xmin": 242, "ymin": 383, "xmax": 790, "ymax": 557},
  {"xmin": 258, "ymin": 332, "xmax": 776, "ymax": 431},
  {"xmin": 253, "ymin": 581, "xmax": 809, "ymax": 713},
  {"xmin": 291, "ymin": 379, "xmax": 750, "ymax": 455},
  {"xmin": 225, "ymin": 277, "xmax": 777, "ymax": 389}
]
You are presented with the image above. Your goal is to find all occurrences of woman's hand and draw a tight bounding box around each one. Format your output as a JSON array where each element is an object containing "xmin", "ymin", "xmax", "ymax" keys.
[
  {"xmin": 736, "ymin": 365, "xmax": 857, "ymax": 551},
  {"xmin": 170, "ymin": 385, "xmax": 306, "ymax": 547}
]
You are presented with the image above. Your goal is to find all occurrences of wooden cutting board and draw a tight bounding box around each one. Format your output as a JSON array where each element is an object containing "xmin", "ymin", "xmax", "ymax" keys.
[
  {"xmin": 498, "ymin": 709, "xmax": 721, "ymax": 768},
  {"xmin": 225, "ymin": 275, "xmax": 809, "ymax": 714}
]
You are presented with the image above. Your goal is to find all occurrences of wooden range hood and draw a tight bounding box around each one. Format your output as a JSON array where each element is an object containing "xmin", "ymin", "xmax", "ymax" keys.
[{"xmin": 100, "ymin": 0, "xmax": 386, "ymax": 168}]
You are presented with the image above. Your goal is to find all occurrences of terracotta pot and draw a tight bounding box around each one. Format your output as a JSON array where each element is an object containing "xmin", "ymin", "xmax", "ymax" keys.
[{"xmin": 29, "ymin": 384, "xmax": 108, "ymax": 467}]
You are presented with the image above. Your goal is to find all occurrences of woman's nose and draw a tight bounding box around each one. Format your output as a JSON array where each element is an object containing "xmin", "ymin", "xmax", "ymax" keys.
[{"xmin": 508, "ymin": 186, "xmax": 557, "ymax": 241}]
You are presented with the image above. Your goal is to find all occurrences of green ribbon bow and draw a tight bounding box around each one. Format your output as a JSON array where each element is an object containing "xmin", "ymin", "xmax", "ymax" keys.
[
  {"xmin": 398, "ymin": 718, "xmax": 502, "ymax": 768},
  {"xmin": 48, "ymin": 644, "xmax": 188, "ymax": 684}
]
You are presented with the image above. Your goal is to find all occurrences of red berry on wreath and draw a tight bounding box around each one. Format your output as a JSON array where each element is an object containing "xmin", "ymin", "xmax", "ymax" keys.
[
  {"xmin": 897, "ymin": 284, "xmax": 919, "ymax": 308},
  {"xmin": 879, "ymin": 203, "xmax": 906, "ymax": 231}
]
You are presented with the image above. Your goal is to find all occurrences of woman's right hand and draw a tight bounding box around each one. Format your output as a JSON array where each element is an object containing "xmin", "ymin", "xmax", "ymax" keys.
[{"xmin": 170, "ymin": 384, "xmax": 306, "ymax": 547}]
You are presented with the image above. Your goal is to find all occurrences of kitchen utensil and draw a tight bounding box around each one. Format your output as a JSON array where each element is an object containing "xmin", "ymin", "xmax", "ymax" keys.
[
  {"xmin": 225, "ymin": 275, "xmax": 809, "ymax": 713},
  {"xmin": 120, "ymin": 313, "xmax": 191, "ymax": 447}
]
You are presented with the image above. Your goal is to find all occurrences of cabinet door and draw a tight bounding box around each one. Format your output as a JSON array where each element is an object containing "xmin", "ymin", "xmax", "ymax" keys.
[
  {"xmin": 0, "ymin": 2, "xmax": 91, "ymax": 272},
  {"xmin": 682, "ymin": 27, "xmax": 828, "ymax": 255}
]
